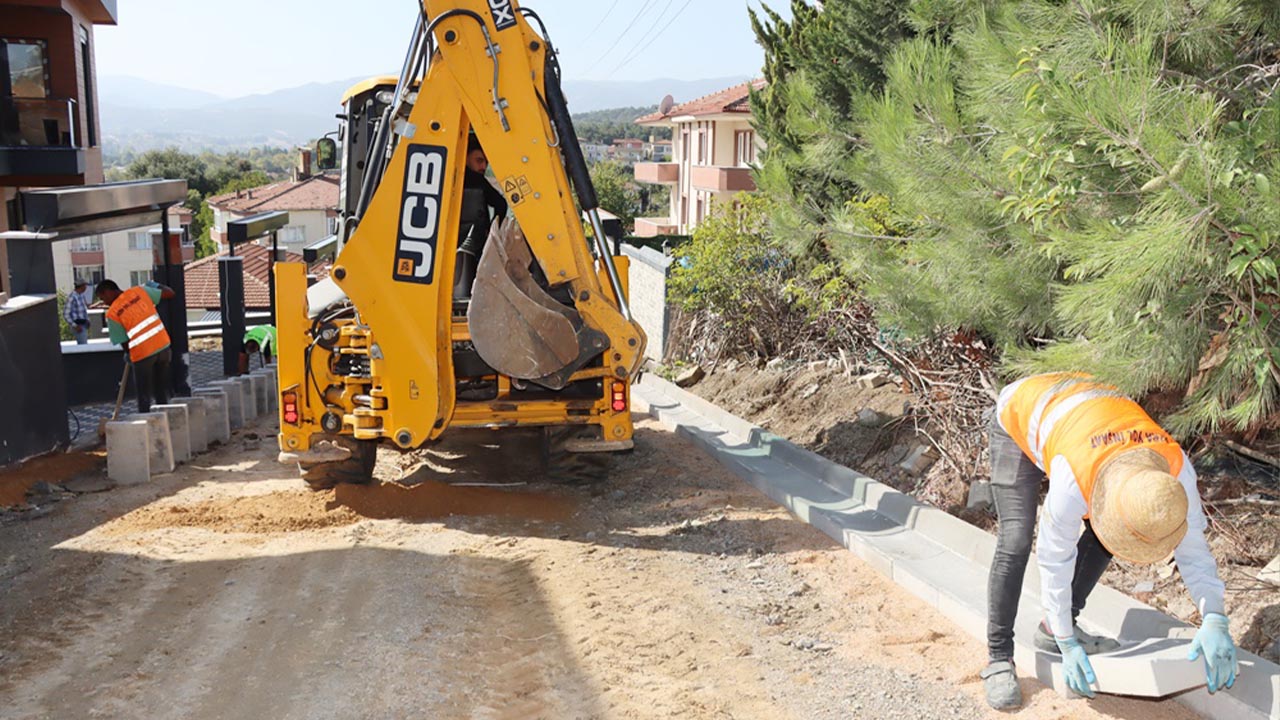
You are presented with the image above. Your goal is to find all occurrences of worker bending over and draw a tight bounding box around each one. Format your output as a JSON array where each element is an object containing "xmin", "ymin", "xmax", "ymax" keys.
[
  {"xmin": 97, "ymin": 279, "xmax": 175, "ymax": 414},
  {"xmin": 981, "ymin": 373, "xmax": 1236, "ymax": 709},
  {"xmin": 239, "ymin": 324, "xmax": 277, "ymax": 375}
]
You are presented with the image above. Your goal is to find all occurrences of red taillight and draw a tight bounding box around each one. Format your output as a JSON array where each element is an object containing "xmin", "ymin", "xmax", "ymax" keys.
[
  {"xmin": 611, "ymin": 381, "xmax": 627, "ymax": 412},
  {"xmin": 282, "ymin": 391, "xmax": 299, "ymax": 425}
]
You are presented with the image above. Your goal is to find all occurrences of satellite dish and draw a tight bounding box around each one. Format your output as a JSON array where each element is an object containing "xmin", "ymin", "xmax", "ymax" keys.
[{"xmin": 659, "ymin": 94, "xmax": 675, "ymax": 116}]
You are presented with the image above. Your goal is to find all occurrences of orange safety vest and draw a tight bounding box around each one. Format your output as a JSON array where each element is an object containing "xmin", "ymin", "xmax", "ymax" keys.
[
  {"xmin": 997, "ymin": 373, "xmax": 1184, "ymax": 509},
  {"xmin": 106, "ymin": 286, "xmax": 170, "ymax": 362}
]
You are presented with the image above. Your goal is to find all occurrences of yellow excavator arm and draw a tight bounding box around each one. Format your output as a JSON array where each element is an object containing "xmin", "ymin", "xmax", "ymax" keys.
[{"xmin": 276, "ymin": 0, "xmax": 645, "ymax": 469}]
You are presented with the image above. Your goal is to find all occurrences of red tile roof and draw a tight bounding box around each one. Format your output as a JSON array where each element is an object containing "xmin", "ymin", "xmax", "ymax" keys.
[
  {"xmin": 206, "ymin": 172, "xmax": 340, "ymax": 214},
  {"xmin": 636, "ymin": 79, "xmax": 766, "ymax": 124},
  {"xmin": 184, "ymin": 243, "xmax": 330, "ymax": 310}
]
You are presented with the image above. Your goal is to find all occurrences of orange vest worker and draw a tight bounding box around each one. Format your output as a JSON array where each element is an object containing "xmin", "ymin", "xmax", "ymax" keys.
[
  {"xmin": 997, "ymin": 373, "xmax": 1184, "ymax": 509},
  {"xmin": 105, "ymin": 286, "xmax": 171, "ymax": 363}
]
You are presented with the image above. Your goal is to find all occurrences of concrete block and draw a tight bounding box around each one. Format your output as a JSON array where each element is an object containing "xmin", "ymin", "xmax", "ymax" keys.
[
  {"xmin": 208, "ymin": 381, "xmax": 246, "ymax": 429},
  {"xmin": 235, "ymin": 376, "xmax": 258, "ymax": 421},
  {"xmin": 106, "ymin": 420, "xmax": 151, "ymax": 485},
  {"xmin": 128, "ymin": 412, "xmax": 174, "ymax": 474},
  {"xmin": 192, "ymin": 389, "xmax": 231, "ymax": 443},
  {"xmin": 152, "ymin": 404, "xmax": 191, "ymax": 464},
  {"xmin": 253, "ymin": 368, "xmax": 278, "ymax": 412},
  {"xmin": 1089, "ymin": 638, "xmax": 1206, "ymax": 697},
  {"xmin": 247, "ymin": 373, "xmax": 269, "ymax": 417},
  {"xmin": 170, "ymin": 397, "xmax": 209, "ymax": 454}
]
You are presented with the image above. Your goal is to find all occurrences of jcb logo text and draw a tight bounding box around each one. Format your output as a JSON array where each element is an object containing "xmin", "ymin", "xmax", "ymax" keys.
[{"xmin": 394, "ymin": 144, "xmax": 448, "ymax": 285}]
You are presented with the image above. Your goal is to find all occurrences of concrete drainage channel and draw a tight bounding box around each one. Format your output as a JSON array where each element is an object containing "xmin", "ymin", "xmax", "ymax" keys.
[
  {"xmin": 106, "ymin": 366, "xmax": 277, "ymax": 485},
  {"xmin": 635, "ymin": 374, "xmax": 1280, "ymax": 720}
]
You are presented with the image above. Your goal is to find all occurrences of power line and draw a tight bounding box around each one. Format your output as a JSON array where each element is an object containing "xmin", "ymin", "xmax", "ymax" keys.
[
  {"xmin": 609, "ymin": 0, "xmax": 695, "ymax": 76},
  {"xmin": 608, "ymin": 0, "xmax": 676, "ymax": 73},
  {"xmin": 590, "ymin": 0, "xmax": 659, "ymax": 69},
  {"xmin": 586, "ymin": 0, "xmax": 623, "ymax": 37}
]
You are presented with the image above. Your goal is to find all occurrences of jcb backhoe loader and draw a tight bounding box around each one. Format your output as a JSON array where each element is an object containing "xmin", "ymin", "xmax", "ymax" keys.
[{"xmin": 274, "ymin": 0, "xmax": 646, "ymax": 487}]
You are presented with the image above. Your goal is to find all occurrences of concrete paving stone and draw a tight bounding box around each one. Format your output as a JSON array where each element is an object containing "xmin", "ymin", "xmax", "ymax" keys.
[
  {"xmin": 234, "ymin": 377, "xmax": 258, "ymax": 421},
  {"xmin": 152, "ymin": 404, "xmax": 191, "ymax": 464},
  {"xmin": 1089, "ymin": 638, "xmax": 1206, "ymax": 697},
  {"xmin": 208, "ymin": 381, "xmax": 246, "ymax": 429},
  {"xmin": 252, "ymin": 369, "xmax": 278, "ymax": 412},
  {"xmin": 246, "ymin": 374, "xmax": 269, "ymax": 417},
  {"xmin": 192, "ymin": 389, "xmax": 231, "ymax": 443},
  {"xmin": 126, "ymin": 412, "xmax": 174, "ymax": 474},
  {"xmin": 170, "ymin": 397, "xmax": 209, "ymax": 454},
  {"xmin": 105, "ymin": 420, "xmax": 150, "ymax": 485}
]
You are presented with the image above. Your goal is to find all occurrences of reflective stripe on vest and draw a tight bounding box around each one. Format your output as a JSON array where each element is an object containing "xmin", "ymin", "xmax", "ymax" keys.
[
  {"xmin": 106, "ymin": 286, "xmax": 170, "ymax": 362},
  {"xmin": 997, "ymin": 373, "xmax": 1184, "ymax": 508}
]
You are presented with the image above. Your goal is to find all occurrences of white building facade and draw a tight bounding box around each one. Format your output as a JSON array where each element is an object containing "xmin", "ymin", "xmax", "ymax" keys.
[{"xmin": 633, "ymin": 80, "xmax": 765, "ymax": 237}]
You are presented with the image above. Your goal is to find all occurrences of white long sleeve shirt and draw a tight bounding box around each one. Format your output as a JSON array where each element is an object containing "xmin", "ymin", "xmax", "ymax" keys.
[{"xmin": 1036, "ymin": 452, "xmax": 1227, "ymax": 639}]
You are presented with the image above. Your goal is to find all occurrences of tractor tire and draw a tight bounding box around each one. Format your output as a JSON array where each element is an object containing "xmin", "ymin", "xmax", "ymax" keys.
[{"xmin": 299, "ymin": 437, "xmax": 377, "ymax": 490}]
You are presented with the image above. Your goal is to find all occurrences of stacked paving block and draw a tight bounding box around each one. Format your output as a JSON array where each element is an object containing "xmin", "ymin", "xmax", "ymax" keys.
[
  {"xmin": 209, "ymin": 380, "xmax": 246, "ymax": 429},
  {"xmin": 152, "ymin": 405, "xmax": 192, "ymax": 464},
  {"xmin": 171, "ymin": 397, "xmax": 210, "ymax": 454},
  {"xmin": 105, "ymin": 419, "xmax": 151, "ymax": 485},
  {"xmin": 192, "ymin": 388, "xmax": 231, "ymax": 442},
  {"xmin": 247, "ymin": 374, "xmax": 269, "ymax": 418},
  {"xmin": 129, "ymin": 412, "xmax": 175, "ymax": 474}
]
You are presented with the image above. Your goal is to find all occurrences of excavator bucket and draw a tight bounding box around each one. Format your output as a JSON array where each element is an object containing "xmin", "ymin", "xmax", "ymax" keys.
[{"xmin": 468, "ymin": 219, "xmax": 609, "ymax": 390}]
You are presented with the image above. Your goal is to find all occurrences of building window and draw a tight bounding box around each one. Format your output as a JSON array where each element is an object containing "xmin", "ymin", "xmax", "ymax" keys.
[
  {"xmin": 280, "ymin": 225, "xmax": 306, "ymax": 245},
  {"xmin": 180, "ymin": 228, "xmax": 194, "ymax": 247},
  {"xmin": 735, "ymin": 130, "xmax": 756, "ymax": 166},
  {"xmin": 3, "ymin": 39, "xmax": 50, "ymax": 98},
  {"xmin": 129, "ymin": 270, "xmax": 152, "ymax": 287},
  {"xmin": 680, "ymin": 128, "xmax": 689, "ymax": 164},
  {"xmin": 696, "ymin": 126, "xmax": 708, "ymax": 165},
  {"xmin": 75, "ymin": 235, "xmax": 103, "ymax": 252},
  {"xmin": 127, "ymin": 231, "xmax": 152, "ymax": 251},
  {"xmin": 77, "ymin": 26, "xmax": 96, "ymax": 147},
  {"xmin": 696, "ymin": 194, "xmax": 706, "ymax": 224},
  {"xmin": 74, "ymin": 265, "xmax": 104, "ymax": 285}
]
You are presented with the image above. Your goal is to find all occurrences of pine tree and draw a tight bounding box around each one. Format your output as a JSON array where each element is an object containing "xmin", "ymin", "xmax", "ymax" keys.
[{"xmin": 824, "ymin": 0, "xmax": 1280, "ymax": 434}]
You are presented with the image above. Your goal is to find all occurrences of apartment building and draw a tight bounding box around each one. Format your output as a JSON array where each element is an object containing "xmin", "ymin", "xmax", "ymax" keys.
[
  {"xmin": 50, "ymin": 206, "xmax": 193, "ymax": 294},
  {"xmin": 633, "ymin": 79, "xmax": 764, "ymax": 237},
  {"xmin": 1, "ymin": 0, "xmax": 116, "ymax": 236},
  {"xmin": 205, "ymin": 151, "xmax": 340, "ymax": 256}
]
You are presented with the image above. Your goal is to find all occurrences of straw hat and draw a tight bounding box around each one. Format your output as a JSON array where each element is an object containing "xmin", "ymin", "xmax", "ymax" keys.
[{"xmin": 1090, "ymin": 448, "xmax": 1188, "ymax": 564}]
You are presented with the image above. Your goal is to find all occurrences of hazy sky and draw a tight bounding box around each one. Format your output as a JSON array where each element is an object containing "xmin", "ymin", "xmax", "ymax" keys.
[{"xmin": 95, "ymin": 0, "xmax": 790, "ymax": 97}]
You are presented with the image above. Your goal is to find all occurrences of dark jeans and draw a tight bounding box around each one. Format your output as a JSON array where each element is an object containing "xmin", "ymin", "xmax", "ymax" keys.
[
  {"xmin": 134, "ymin": 346, "xmax": 172, "ymax": 414},
  {"xmin": 986, "ymin": 415, "xmax": 1113, "ymax": 662}
]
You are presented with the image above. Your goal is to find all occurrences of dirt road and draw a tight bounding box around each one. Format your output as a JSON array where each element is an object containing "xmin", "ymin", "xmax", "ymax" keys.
[{"xmin": 0, "ymin": 404, "xmax": 1200, "ymax": 719}]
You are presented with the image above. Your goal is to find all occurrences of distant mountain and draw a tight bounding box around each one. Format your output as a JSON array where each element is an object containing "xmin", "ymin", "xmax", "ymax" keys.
[
  {"xmin": 100, "ymin": 75, "xmax": 750, "ymax": 152},
  {"xmin": 99, "ymin": 75, "xmax": 226, "ymax": 110}
]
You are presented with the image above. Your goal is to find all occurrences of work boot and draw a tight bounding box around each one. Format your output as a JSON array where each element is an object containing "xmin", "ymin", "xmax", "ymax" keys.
[
  {"xmin": 1034, "ymin": 620, "xmax": 1121, "ymax": 655},
  {"xmin": 981, "ymin": 660, "xmax": 1022, "ymax": 710}
]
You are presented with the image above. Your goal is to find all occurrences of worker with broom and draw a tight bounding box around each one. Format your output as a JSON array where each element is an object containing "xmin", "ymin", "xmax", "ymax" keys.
[
  {"xmin": 96, "ymin": 279, "xmax": 175, "ymax": 414},
  {"xmin": 979, "ymin": 373, "xmax": 1238, "ymax": 709}
]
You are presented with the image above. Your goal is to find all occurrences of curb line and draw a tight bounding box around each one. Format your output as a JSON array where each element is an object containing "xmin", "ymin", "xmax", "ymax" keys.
[{"xmin": 636, "ymin": 373, "xmax": 1279, "ymax": 719}]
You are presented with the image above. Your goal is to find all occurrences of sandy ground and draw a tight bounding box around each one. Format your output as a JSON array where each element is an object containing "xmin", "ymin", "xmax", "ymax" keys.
[{"xmin": 0, "ymin": 404, "xmax": 1204, "ymax": 719}]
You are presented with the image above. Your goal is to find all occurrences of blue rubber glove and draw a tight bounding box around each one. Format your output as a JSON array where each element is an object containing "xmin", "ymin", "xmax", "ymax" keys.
[
  {"xmin": 1056, "ymin": 635, "xmax": 1097, "ymax": 698},
  {"xmin": 1189, "ymin": 613, "xmax": 1237, "ymax": 693}
]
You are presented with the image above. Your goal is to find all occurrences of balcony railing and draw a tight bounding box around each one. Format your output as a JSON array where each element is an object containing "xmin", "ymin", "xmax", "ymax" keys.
[
  {"xmin": 1, "ymin": 97, "xmax": 85, "ymax": 179},
  {"xmin": 690, "ymin": 165, "xmax": 757, "ymax": 193},
  {"xmin": 634, "ymin": 162, "xmax": 679, "ymax": 185},
  {"xmin": 1, "ymin": 97, "xmax": 78, "ymax": 148},
  {"xmin": 634, "ymin": 217, "xmax": 679, "ymax": 237}
]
